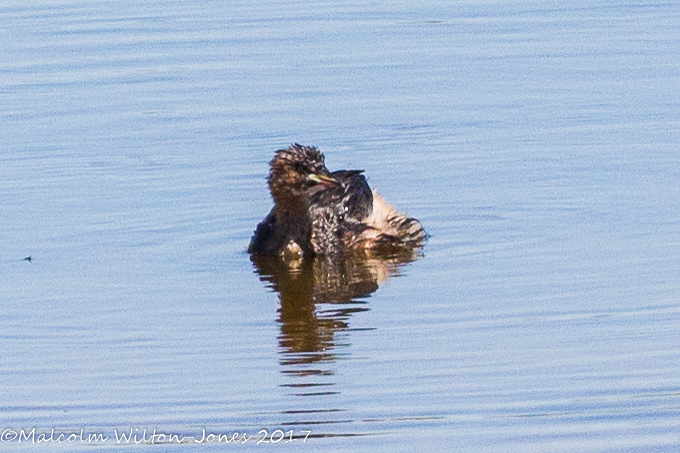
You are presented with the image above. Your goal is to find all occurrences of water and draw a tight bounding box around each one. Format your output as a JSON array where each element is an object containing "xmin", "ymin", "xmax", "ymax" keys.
[{"xmin": 2, "ymin": 1, "xmax": 680, "ymax": 451}]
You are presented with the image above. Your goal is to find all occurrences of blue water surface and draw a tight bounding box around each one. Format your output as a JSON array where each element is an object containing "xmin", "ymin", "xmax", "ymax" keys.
[{"xmin": 2, "ymin": 1, "xmax": 680, "ymax": 451}]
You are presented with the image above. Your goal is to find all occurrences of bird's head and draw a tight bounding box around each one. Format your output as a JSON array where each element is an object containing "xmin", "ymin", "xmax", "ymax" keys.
[{"xmin": 268, "ymin": 144, "xmax": 340, "ymax": 201}]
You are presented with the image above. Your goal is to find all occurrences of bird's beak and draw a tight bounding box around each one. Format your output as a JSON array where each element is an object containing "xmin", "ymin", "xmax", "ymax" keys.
[{"xmin": 308, "ymin": 173, "xmax": 341, "ymax": 187}]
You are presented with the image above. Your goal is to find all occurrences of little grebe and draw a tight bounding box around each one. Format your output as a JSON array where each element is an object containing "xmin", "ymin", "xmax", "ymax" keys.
[{"xmin": 248, "ymin": 144, "xmax": 427, "ymax": 259}]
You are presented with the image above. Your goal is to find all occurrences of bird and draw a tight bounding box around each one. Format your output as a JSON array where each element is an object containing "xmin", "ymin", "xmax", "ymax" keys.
[{"xmin": 248, "ymin": 144, "xmax": 427, "ymax": 259}]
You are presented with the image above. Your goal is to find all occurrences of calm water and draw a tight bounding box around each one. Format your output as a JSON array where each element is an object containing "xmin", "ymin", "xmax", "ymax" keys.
[{"xmin": 2, "ymin": 1, "xmax": 680, "ymax": 451}]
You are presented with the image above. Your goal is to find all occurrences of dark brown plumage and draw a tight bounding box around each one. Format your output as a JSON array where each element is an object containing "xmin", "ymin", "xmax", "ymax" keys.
[{"xmin": 248, "ymin": 144, "xmax": 426, "ymax": 259}]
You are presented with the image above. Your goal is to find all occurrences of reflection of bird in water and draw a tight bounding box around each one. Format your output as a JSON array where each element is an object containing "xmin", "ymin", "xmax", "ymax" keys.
[
  {"xmin": 252, "ymin": 254, "xmax": 381, "ymax": 358},
  {"xmin": 251, "ymin": 252, "xmax": 408, "ymax": 361},
  {"xmin": 248, "ymin": 144, "xmax": 427, "ymax": 259}
]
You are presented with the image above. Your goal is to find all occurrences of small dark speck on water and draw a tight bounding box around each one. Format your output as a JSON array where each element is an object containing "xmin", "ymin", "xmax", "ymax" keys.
[{"xmin": 23, "ymin": 256, "xmax": 32, "ymax": 262}]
